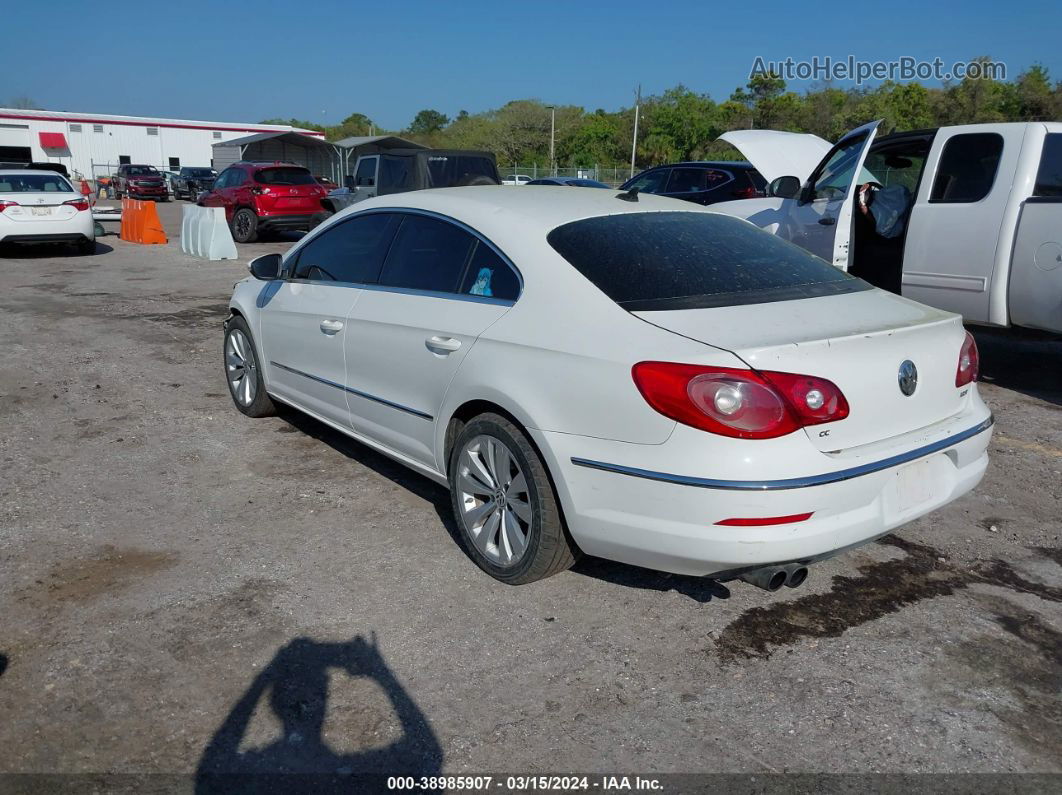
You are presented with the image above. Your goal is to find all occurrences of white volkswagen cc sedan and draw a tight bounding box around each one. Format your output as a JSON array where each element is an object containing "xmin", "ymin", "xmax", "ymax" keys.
[
  {"xmin": 0, "ymin": 170, "xmax": 95, "ymax": 254},
  {"xmin": 223, "ymin": 187, "xmax": 991, "ymax": 588}
]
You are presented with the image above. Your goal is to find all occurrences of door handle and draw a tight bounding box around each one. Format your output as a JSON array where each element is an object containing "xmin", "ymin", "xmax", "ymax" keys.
[
  {"xmin": 426, "ymin": 335, "xmax": 461, "ymax": 354},
  {"xmin": 818, "ymin": 216, "xmax": 836, "ymax": 226},
  {"xmin": 320, "ymin": 319, "xmax": 344, "ymax": 335}
]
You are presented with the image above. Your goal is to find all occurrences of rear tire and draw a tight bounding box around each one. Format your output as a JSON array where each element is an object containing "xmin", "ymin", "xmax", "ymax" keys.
[
  {"xmin": 448, "ymin": 413, "xmax": 577, "ymax": 584},
  {"xmin": 223, "ymin": 315, "xmax": 275, "ymax": 418},
  {"xmin": 231, "ymin": 208, "xmax": 258, "ymax": 243}
]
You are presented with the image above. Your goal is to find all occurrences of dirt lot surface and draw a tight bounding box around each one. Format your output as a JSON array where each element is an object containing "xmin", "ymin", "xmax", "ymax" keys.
[{"xmin": 1, "ymin": 201, "xmax": 1059, "ymax": 787}]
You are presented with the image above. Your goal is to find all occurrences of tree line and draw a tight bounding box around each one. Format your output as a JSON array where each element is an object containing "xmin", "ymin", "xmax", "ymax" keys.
[{"xmin": 265, "ymin": 58, "xmax": 1060, "ymax": 169}]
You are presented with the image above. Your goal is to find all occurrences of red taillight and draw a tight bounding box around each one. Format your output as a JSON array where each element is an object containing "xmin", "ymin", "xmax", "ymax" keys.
[
  {"xmin": 63, "ymin": 198, "xmax": 90, "ymax": 211},
  {"xmin": 955, "ymin": 331, "xmax": 979, "ymax": 387},
  {"xmin": 0, "ymin": 199, "xmax": 18, "ymax": 212},
  {"xmin": 731, "ymin": 186, "xmax": 758, "ymax": 199},
  {"xmin": 631, "ymin": 362, "xmax": 848, "ymax": 439}
]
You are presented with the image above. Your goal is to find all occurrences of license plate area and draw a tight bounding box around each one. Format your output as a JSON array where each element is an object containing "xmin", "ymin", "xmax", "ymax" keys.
[
  {"xmin": 894, "ymin": 458, "xmax": 935, "ymax": 512},
  {"xmin": 31, "ymin": 206, "xmax": 53, "ymax": 216}
]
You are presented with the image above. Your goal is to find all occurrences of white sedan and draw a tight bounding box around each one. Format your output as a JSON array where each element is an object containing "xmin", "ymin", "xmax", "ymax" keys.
[
  {"xmin": 0, "ymin": 170, "xmax": 95, "ymax": 255},
  {"xmin": 224, "ymin": 187, "xmax": 992, "ymax": 589}
]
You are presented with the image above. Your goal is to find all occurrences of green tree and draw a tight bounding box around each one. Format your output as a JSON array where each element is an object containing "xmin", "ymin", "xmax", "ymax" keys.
[{"xmin": 408, "ymin": 109, "xmax": 450, "ymax": 135}]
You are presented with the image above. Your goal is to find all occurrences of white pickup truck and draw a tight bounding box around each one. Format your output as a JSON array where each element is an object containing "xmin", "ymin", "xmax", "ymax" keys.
[{"xmin": 711, "ymin": 121, "xmax": 1062, "ymax": 335}]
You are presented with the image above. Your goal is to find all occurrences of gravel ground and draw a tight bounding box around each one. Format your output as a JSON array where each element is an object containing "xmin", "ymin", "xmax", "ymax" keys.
[{"xmin": 0, "ymin": 201, "xmax": 1059, "ymax": 787}]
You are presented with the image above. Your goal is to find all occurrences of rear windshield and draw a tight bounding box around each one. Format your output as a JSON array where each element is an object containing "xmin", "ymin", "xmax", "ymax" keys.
[
  {"xmin": 424, "ymin": 155, "xmax": 498, "ymax": 187},
  {"xmin": 0, "ymin": 173, "xmax": 74, "ymax": 193},
  {"xmin": 126, "ymin": 166, "xmax": 158, "ymax": 175},
  {"xmin": 255, "ymin": 167, "xmax": 316, "ymax": 186},
  {"xmin": 547, "ymin": 211, "xmax": 870, "ymax": 311}
]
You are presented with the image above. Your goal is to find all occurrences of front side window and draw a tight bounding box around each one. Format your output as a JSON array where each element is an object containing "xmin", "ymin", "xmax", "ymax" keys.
[
  {"xmin": 254, "ymin": 167, "xmax": 315, "ymax": 186},
  {"xmin": 457, "ymin": 242, "xmax": 520, "ymax": 301},
  {"xmin": 355, "ymin": 157, "xmax": 378, "ymax": 187},
  {"xmin": 624, "ymin": 169, "xmax": 669, "ymax": 194},
  {"xmin": 378, "ymin": 215, "xmax": 476, "ymax": 293},
  {"xmin": 810, "ymin": 134, "xmax": 869, "ymax": 200},
  {"xmin": 930, "ymin": 133, "xmax": 1004, "ymax": 203},
  {"xmin": 1034, "ymin": 133, "xmax": 1062, "ymax": 198},
  {"xmin": 547, "ymin": 211, "xmax": 869, "ymax": 311},
  {"xmin": 291, "ymin": 213, "xmax": 400, "ymax": 283}
]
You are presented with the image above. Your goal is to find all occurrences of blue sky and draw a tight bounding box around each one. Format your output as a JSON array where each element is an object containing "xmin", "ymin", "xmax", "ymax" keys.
[{"xmin": 5, "ymin": 0, "xmax": 1060, "ymax": 129}]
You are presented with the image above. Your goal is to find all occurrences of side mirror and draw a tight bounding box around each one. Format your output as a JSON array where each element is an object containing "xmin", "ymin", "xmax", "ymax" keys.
[
  {"xmin": 768, "ymin": 175, "xmax": 802, "ymax": 199},
  {"xmin": 248, "ymin": 253, "xmax": 282, "ymax": 281}
]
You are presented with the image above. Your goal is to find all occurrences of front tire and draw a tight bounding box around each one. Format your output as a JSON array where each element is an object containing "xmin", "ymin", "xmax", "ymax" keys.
[
  {"xmin": 231, "ymin": 208, "xmax": 258, "ymax": 243},
  {"xmin": 223, "ymin": 316, "xmax": 275, "ymax": 417},
  {"xmin": 448, "ymin": 413, "xmax": 577, "ymax": 584}
]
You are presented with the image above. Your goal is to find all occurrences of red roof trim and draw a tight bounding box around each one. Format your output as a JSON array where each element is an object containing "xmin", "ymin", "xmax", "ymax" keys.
[{"xmin": 2, "ymin": 112, "xmax": 325, "ymax": 138}]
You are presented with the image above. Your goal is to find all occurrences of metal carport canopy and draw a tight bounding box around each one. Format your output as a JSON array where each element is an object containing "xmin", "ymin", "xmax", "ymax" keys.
[{"xmin": 211, "ymin": 131, "xmax": 344, "ymax": 180}]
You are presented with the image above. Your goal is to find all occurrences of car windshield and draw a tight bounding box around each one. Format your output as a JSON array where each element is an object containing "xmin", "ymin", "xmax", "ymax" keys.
[
  {"xmin": 188, "ymin": 168, "xmax": 215, "ymax": 177},
  {"xmin": 547, "ymin": 211, "xmax": 870, "ymax": 310},
  {"xmin": 0, "ymin": 173, "xmax": 74, "ymax": 193},
  {"xmin": 255, "ymin": 167, "xmax": 316, "ymax": 185},
  {"xmin": 127, "ymin": 166, "xmax": 158, "ymax": 176}
]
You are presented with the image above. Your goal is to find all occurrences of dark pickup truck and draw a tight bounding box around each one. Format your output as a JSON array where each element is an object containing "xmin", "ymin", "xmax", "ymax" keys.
[
  {"xmin": 320, "ymin": 149, "xmax": 499, "ymax": 215},
  {"xmin": 112, "ymin": 164, "xmax": 168, "ymax": 201},
  {"xmin": 172, "ymin": 167, "xmax": 217, "ymax": 201}
]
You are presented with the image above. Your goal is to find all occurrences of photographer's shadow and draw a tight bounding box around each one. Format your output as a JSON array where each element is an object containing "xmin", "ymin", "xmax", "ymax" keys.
[{"xmin": 196, "ymin": 634, "xmax": 442, "ymax": 793}]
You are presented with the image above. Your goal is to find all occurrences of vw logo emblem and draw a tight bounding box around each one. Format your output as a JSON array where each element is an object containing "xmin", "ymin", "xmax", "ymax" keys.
[{"xmin": 898, "ymin": 360, "xmax": 918, "ymax": 396}]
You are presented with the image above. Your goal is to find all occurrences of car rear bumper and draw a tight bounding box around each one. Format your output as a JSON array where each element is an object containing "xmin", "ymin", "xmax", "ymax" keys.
[
  {"xmin": 532, "ymin": 405, "xmax": 993, "ymax": 577},
  {"xmin": 256, "ymin": 213, "xmax": 317, "ymax": 231},
  {"xmin": 1, "ymin": 232, "xmax": 92, "ymax": 244}
]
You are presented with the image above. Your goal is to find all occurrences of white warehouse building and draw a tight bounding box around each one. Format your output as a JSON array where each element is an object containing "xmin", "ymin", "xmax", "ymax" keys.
[{"xmin": 0, "ymin": 108, "xmax": 323, "ymax": 183}]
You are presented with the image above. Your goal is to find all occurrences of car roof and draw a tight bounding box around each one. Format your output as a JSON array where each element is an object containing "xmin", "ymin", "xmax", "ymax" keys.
[
  {"xmin": 648, "ymin": 161, "xmax": 755, "ymax": 169},
  {"xmin": 343, "ymin": 184, "xmax": 709, "ymax": 232},
  {"xmin": 0, "ymin": 169, "xmax": 73, "ymax": 177}
]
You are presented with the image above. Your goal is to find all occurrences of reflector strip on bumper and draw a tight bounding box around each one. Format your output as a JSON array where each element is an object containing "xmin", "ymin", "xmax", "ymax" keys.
[{"xmin": 571, "ymin": 416, "xmax": 993, "ymax": 491}]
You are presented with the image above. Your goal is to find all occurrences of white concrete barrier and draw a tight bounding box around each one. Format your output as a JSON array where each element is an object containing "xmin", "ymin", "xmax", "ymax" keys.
[{"xmin": 180, "ymin": 205, "xmax": 237, "ymax": 261}]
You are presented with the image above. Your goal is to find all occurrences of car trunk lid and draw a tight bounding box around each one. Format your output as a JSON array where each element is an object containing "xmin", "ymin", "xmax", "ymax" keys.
[
  {"xmin": 634, "ymin": 290, "xmax": 968, "ymax": 452},
  {"xmin": 1, "ymin": 192, "xmax": 80, "ymax": 222}
]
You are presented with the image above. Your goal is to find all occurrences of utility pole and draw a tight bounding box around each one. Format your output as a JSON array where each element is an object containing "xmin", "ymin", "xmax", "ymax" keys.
[
  {"xmin": 629, "ymin": 84, "xmax": 641, "ymax": 179},
  {"xmin": 547, "ymin": 105, "xmax": 556, "ymax": 176}
]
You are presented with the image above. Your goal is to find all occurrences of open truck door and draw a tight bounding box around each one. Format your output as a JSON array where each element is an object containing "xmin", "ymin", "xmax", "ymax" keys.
[{"xmin": 713, "ymin": 121, "xmax": 882, "ymax": 270}]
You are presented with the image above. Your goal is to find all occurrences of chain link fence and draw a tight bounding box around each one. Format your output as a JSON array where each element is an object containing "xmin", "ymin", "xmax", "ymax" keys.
[{"xmin": 499, "ymin": 165, "xmax": 634, "ymax": 187}]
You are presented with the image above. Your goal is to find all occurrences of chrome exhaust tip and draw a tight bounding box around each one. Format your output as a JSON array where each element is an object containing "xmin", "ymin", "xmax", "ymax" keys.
[
  {"xmin": 739, "ymin": 566, "xmax": 788, "ymax": 592},
  {"xmin": 782, "ymin": 563, "xmax": 809, "ymax": 588}
]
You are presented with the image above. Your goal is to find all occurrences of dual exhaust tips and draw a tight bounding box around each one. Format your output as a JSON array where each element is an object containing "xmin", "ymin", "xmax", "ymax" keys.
[{"xmin": 739, "ymin": 563, "xmax": 809, "ymax": 591}]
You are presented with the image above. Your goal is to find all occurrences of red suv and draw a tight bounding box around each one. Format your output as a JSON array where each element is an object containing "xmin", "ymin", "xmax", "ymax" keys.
[{"xmin": 198, "ymin": 162, "xmax": 327, "ymax": 243}]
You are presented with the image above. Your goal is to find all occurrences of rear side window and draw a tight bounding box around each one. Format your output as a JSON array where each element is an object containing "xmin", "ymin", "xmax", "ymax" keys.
[
  {"xmin": 547, "ymin": 211, "xmax": 869, "ymax": 311},
  {"xmin": 379, "ymin": 215, "xmax": 476, "ymax": 293},
  {"xmin": 292, "ymin": 213, "xmax": 400, "ymax": 283},
  {"xmin": 378, "ymin": 156, "xmax": 412, "ymax": 194},
  {"xmin": 930, "ymin": 133, "xmax": 1003, "ymax": 203},
  {"xmin": 457, "ymin": 242, "xmax": 520, "ymax": 301},
  {"xmin": 424, "ymin": 155, "xmax": 498, "ymax": 187},
  {"xmin": 255, "ymin": 167, "xmax": 316, "ymax": 186},
  {"xmin": 1034, "ymin": 134, "xmax": 1062, "ymax": 197},
  {"xmin": 666, "ymin": 168, "xmax": 731, "ymax": 193}
]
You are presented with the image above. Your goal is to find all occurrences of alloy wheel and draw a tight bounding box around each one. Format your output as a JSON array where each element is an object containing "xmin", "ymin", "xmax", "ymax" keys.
[
  {"xmin": 225, "ymin": 328, "xmax": 257, "ymax": 406},
  {"xmin": 456, "ymin": 435, "xmax": 533, "ymax": 567}
]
